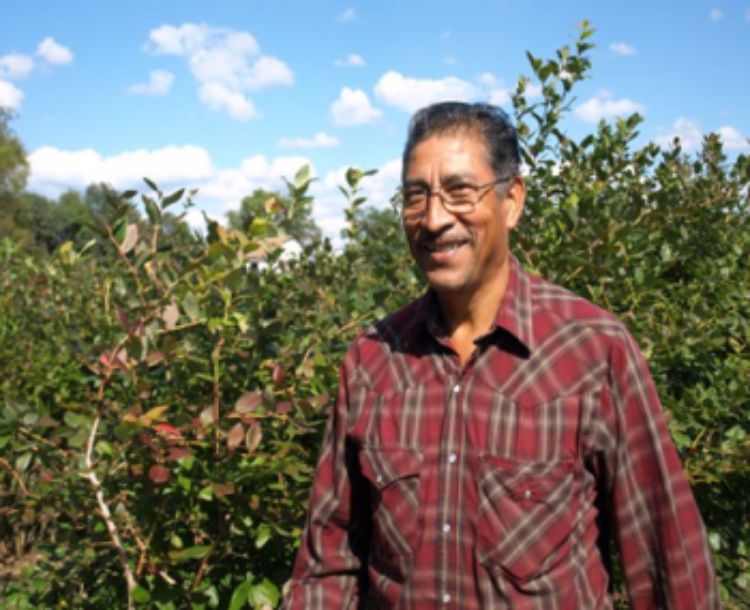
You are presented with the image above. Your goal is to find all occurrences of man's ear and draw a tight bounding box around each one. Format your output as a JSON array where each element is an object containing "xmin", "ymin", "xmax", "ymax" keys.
[{"xmin": 504, "ymin": 175, "xmax": 526, "ymax": 230}]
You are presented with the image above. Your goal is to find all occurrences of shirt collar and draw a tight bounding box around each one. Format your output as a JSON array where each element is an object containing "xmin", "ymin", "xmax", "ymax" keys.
[{"xmin": 411, "ymin": 255, "xmax": 534, "ymax": 356}]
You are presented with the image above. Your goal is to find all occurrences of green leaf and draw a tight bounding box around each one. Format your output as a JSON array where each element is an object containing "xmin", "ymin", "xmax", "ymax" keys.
[
  {"xmin": 162, "ymin": 188, "xmax": 185, "ymax": 209},
  {"xmin": 294, "ymin": 164, "xmax": 311, "ymax": 189},
  {"xmin": 143, "ymin": 195, "xmax": 161, "ymax": 224},
  {"xmin": 247, "ymin": 579, "xmax": 280, "ymax": 609},
  {"xmin": 168, "ymin": 544, "xmax": 212, "ymax": 562},
  {"xmin": 182, "ymin": 292, "xmax": 200, "ymax": 321},
  {"xmin": 133, "ymin": 585, "xmax": 151, "ymax": 603},
  {"xmin": 254, "ymin": 524, "xmax": 272, "ymax": 549},
  {"xmin": 143, "ymin": 177, "xmax": 160, "ymax": 193},
  {"xmin": 229, "ymin": 579, "xmax": 254, "ymax": 610}
]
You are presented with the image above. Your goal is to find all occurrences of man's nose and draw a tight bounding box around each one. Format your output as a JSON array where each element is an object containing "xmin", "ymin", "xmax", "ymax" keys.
[{"xmin": 422, "ymin": 191, "xmax": 455, "ymax": 232}]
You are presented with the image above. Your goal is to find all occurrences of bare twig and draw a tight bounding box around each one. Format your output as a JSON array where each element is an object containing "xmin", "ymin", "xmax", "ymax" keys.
[
  {"xmin": 0, "ymin": 458, "xmax": 29, "ymax": 496},
  {"xmin": 211, "ymin": 335, "xmax": 225, "ymax": 456},
  {"xmin": 80, "ymin": 414, "xmax": 136, "ymax": 610}
]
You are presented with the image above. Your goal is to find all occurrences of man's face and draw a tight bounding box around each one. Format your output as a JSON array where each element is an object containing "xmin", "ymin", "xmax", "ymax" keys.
[{"xmin": 402, "ymin": 131, "xmax": 524, "ymax": 298}]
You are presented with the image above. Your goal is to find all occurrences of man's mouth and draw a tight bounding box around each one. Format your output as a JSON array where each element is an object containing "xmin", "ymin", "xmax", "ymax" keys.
[{"xmin": 421, "ymin": 239, "xmax": 470, "ymax": 253}]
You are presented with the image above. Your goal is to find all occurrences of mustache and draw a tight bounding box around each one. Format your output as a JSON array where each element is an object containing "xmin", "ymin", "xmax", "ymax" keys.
[{"xmin": 416, "ymin": 230, "xmax": 473, "ymax": 248}]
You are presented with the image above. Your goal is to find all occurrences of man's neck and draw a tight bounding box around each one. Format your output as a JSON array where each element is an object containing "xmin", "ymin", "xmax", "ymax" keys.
[{"xmin": 436, "ymin": 263, "xmax": 510, "ymax": 364}]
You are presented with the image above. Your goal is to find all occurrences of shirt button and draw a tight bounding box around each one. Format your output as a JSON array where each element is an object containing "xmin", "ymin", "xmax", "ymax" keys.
[
  {"xmin": 448, "ymin": 453, "xmax": 457, "ymax": 464},
  {"xmin": 523, "ymin": 489, "xmax": 532, "ymax": 500},
  {"xmin": 442, "ymin": 522, "xmax": 451, "ymax": 533},
  {"xmin": 452, "ymin": 384, "xmax": 460, "ymax": 394},
  {"xmin": 442, "ymin": 593, "xmax": 451, "ymax": 604},
  {"xmin": 376, "ymin": 475, "xmax": 383, "ymax": 484}
]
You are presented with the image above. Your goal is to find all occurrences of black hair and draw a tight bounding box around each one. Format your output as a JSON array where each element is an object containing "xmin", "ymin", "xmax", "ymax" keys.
[{"xmin": 401, "ymin": 102, "xmax": 521, "ymax": 182}]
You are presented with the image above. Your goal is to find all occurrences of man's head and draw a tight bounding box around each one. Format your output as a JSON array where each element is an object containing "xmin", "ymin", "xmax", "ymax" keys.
[{"xmin": 401, "ymin": 102, "xmax": 525, "ymax": 299}]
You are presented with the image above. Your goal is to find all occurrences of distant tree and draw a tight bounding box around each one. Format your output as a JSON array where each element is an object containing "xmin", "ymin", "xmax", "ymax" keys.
[
  {"xmin": 227, "ymin": 188, "xmax": 321, "ymax": 244},
  {"xmin": 0, "ymin": 109, "xmax": 28, "ymax": 196},
  {"xmin": 0, "ymin": 110, "xmax": 31, "ymax": 244}
]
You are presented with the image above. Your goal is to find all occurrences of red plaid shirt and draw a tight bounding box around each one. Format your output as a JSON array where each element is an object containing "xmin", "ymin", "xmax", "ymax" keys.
[{"xmin": 282, "ymin": 257, "xmax": 719, "ymax": 609}]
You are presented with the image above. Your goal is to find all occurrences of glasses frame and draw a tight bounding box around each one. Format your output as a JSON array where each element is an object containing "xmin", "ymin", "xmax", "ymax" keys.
[{"xmin": 400, "ymin": 176, "xmax": 511, "ymax": 220}]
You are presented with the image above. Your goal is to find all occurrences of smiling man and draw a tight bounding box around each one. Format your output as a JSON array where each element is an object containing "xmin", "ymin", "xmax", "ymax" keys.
[{"xmin": 282, "ymin": 103, "xmax": 719, "ymax": 609}]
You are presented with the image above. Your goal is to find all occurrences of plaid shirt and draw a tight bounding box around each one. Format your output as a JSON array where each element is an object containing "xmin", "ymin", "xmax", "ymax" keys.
[{"xmin": 282, "ymin": 257, "xmax": 719, "ymax": 609}]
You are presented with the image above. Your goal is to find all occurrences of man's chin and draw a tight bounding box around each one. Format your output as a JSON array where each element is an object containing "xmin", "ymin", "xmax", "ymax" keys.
[{"xmin": 424, "ymin": 270, "xmax": 470, "ymax": 295}]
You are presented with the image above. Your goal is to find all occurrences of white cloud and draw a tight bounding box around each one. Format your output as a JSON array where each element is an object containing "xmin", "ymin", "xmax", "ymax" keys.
[
  {"xmin": 337, "ymin": 8, "xmax": 357, "ymax": 22},
  {"xmin": 374, "ymin": 71, "xmax": 478, "ymax": 113},
  {"xmin": 25, "ymin": 143, "xmax": 318, "ymax": 232},
  {"xmin": 655, "ymin": 120, "xmax": 748, "ymax": 152},
  {"xmin": 278, "ymin": 132, "xmax": 340, "ymax": 149},
  {"xmin": 709, "ymin": 8, "xmax": 724, "ymax": 21},
  {"xmin": 525, "ymin": 82, "xmax": 543, "ymax": 98},
  {"xmin": 201, "ymin": 154, "xmax": 313, "ymax": 204},
  {"xmin": 610, "ymin": 41, "xmax": 637, "ymax": 56},
  {"xmin": 330, "ymin": 87, "xmax": 382, "ymax": 126},
  {"xmin": 478, "ymin": 73, "xmax": 512, "ymax": 106},
  {"xmin": 334, "ymin": 53, "xmax": 365, "ymax": 68},
  {"xmin": 127, "ymin": 70, "xmax": 175, "ymax": 96},
  {"xmin": 574, "ymin": 90, "xmax": 645, "ymax": 123},
  {"xmin": 654, "ymin": 117, "xmax": 704, "ymax": 151},
  {"xmin": 0, "ymin": 79, "xmax": 23, "ymax": 110},
  {"xmin": 199, "ymin": 82, "xmax": 257, "ymax": 120},
  {"xmin": 0, "ymin": 53, "xmax": 34, "ymax": 79},
  {"xmin": 146, "ymin": 23, "xmax": 292, "ymax": 119},
  {"xmin": 27, "ymin": 145, "xmax": 214, "ymax": 195},
  {"xmin": 36, "ymin": 37, "xmax": 74, "ymax": 65},
  {"xmin": 717, "ymin": 126, "xmax": 748, "ymax": 150}
]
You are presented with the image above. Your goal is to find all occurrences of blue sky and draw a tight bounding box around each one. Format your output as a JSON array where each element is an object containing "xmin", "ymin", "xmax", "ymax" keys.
[{"xmin": 2, "ymin": 1, "xmax": 749, "ymax": 238}]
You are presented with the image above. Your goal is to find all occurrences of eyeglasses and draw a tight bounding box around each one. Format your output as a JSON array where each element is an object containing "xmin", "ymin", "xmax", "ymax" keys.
[{"xmin": 400, "ymin": 176, "xmax": 510, "ymax": 220}]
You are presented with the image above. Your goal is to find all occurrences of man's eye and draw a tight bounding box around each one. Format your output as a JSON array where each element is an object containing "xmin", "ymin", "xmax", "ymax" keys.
[
  {"xmin": 446, "ymin": 183, "xmax": 475, "ymax": 198},
  {"xmin": 403, "ymin": 190, "xmax": 426, "ymax": 205}
]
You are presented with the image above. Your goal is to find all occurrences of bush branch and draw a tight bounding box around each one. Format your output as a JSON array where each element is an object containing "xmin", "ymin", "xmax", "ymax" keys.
[{"xmin": 80, "ymin": 414, "xmax": 137, "ymax": 610}]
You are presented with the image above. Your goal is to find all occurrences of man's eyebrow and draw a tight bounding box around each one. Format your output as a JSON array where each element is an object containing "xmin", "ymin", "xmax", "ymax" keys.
[{"xmin": 402, "ymin": 172, "xmax": 479, "ymax": 187}]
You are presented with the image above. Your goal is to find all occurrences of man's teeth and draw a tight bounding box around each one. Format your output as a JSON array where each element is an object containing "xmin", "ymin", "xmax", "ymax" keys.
[{"xmin": 426, "ymin": 242, "xmax": 463, "ymax": 252}]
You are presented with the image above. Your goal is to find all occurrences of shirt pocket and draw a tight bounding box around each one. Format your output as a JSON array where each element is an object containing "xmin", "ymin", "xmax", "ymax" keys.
[
  {"xmin": 475, "ymin": 455, "xmax": 577, "ymax": 584},
  {"xmin": 358, "ymin": 445, "xmax": 423, "ymax": 581}
]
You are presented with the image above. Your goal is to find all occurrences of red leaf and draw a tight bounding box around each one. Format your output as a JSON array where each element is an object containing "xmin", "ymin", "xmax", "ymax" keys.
[
  {"xmin": 115, "ymin": 308, "xmax": 129, "ymax": 331},
  {"xmin": 153, "ymin": 423, "xmax": 182, "ymax": 438},
  {"xmin": 227, "ymin": 422, "xmax": 244, "ymax": 450},
  {"xmin": 168, "ymin": 447, "xmax": 192, "ymax": 461},
  {"xmin": 272, "ymin": 363, "xmax": 285, "ymax": 387},
  {"xmin": 245, "ymin": 422, "xmax": 263, "ymax": 453},
  {"xmin": 213, "ymin": 482, "xmax": 235, "ymax": 498},
  {"xmin": 148, "ymin": 464, "xmax": 170, "ymax": 484},
  {"xmin": 145, "ymin": 351, "xmax": 165, "ymax": 367},
  {"xmin": 235, "ymin": 391, "xmax": 262, "ymax": 414},
  {"xmin": 309, "ymin": 393, "xmax": 330, "ymax": 410},
  {"xmin": 275, "ymin": 401, "xmax": 292, "ymax": 414},
  {"xmin": 199, "ymin": 405, "xmax": 215, "ymax": 426}
]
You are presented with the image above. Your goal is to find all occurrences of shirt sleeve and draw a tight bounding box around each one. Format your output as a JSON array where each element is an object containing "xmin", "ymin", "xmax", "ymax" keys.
[
  {"xmin": 599, "ymin": 330, "xmax": 721, "ymax": 609},
  {"xmin": 281, "ymin": 360, "xmax": 368, "ymax": 610}
]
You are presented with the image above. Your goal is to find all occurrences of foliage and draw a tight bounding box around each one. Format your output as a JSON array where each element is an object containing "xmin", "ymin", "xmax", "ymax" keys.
[
  {"xmin": 226, "ymin": 186, "xmax": 321, "ymax": 246},
  {"xmin": 1, "ymin": 23, "xmax": 748, "ymax": 608}
]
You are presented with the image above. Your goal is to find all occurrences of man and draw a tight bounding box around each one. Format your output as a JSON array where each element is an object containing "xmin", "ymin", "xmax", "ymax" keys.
[{"xmin": 282, "ymin": 102, "xmax": 719, "ymax": 609}]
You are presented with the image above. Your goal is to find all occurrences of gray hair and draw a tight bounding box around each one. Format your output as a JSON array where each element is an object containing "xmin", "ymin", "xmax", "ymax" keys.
[{"xmin": 401, "ymin": 102, "xmax": 521, "ymax": 182}]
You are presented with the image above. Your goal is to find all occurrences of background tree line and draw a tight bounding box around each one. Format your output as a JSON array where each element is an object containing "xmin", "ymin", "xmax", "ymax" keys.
[{"xmin": 0, "ymin": 24, "xmax": 747, "ymax": 609}]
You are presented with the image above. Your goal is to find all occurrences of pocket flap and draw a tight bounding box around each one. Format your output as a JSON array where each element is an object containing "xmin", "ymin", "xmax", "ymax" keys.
[
  {"xmin": 479, "ymin": 456, "xmax": 574, "ymax": 503},
  {"xmin": 359, "ymin": 445, "xmax": 423, "ymax": 490}
]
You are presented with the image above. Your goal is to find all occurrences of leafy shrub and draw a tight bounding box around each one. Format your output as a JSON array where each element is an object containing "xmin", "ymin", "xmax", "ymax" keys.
[{"xmin": 0, "ymin": 24, "xmax": 748, "ymax": 608}]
